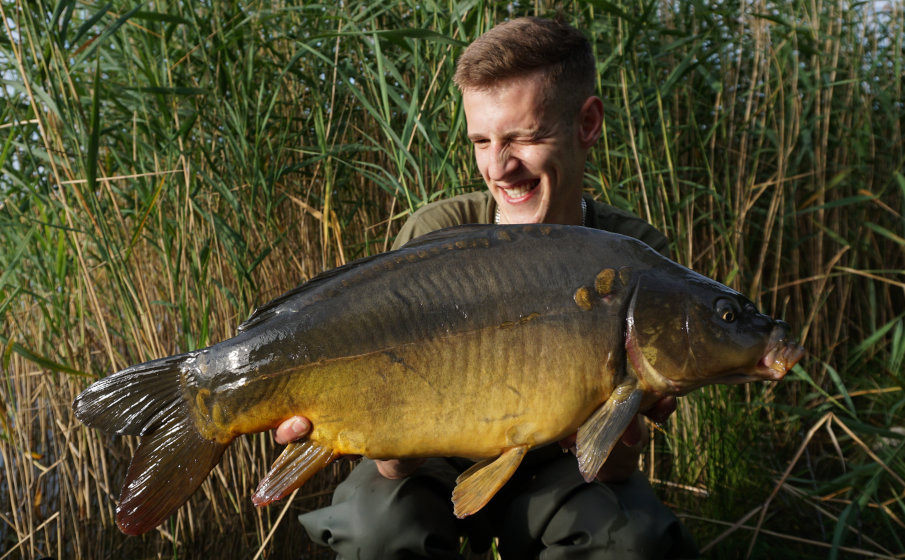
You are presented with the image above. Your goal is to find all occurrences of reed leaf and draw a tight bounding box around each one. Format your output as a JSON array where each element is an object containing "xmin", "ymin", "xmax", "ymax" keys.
[{"xmin": 1, "ymin": 0, "xmax": 902, "ymax": 557}]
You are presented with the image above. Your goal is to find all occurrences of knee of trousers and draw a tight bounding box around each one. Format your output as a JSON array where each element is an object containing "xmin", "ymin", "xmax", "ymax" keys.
[
  {"xmin": 495, "ymin": 455, "xmax": 699, "ymax": 559},
  {"xmin": 537, "ymin": 472, "xmax": 699, "ymax": 559},
  {"xmin": 297, "ymin": 458, "xmax": 464, "ymax": 560}
]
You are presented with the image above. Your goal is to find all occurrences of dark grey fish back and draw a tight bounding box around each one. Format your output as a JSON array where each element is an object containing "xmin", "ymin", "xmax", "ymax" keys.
[{"xmin": 209, "ymin": 225, "xmax": 668, "ymax": 378}]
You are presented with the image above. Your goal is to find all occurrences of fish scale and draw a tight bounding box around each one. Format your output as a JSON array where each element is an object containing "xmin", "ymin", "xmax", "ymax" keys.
[{"xmin": 73, "ymin": 223, "xmax": 804, "ymax": 535}]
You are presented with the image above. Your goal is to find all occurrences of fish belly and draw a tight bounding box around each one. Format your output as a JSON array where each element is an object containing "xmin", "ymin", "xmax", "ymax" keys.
[{"xmin": 246, "ymin": 313, "xmax": 621, "ymax": 460}]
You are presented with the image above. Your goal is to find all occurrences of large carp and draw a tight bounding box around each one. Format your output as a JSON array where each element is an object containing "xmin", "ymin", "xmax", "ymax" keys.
[{"xmin": 74, "ymin": 224, "xmax": 804, "ymax": 535}]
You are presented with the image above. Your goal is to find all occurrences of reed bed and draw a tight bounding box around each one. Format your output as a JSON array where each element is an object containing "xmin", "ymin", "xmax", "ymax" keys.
[{"xmin": 1, "ymin": 0, "xmax": 902, "ymax": 558}]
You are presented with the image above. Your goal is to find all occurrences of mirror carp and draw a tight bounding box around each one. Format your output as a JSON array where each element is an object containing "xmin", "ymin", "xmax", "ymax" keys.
[{"xmin": 73, "ymin": 224, "xmax": 805, "ymax": 535}]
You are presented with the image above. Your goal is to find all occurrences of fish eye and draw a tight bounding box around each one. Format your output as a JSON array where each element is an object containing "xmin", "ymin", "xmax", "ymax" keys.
[{"xmin": 716, "ymin": 299, "xmax": 737, "ymax": 323}]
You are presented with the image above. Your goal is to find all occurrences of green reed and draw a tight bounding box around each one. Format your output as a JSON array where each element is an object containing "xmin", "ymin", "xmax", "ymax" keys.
[{"xmin": 1, "ymin": 0, "xmax": 902, "ymax": 558}]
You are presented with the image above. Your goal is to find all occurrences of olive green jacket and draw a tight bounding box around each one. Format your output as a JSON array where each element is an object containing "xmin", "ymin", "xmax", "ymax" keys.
[{"xmin": 392, "ymin": 191, "xmax": 669, "ymax": 256}]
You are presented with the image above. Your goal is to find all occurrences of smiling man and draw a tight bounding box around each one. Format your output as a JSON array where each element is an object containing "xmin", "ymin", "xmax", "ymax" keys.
[
  {"xmin": 465, "ymin": 69, "xmax": 589, "ymax": 225},
  {"xmin": 278, "ymin": 17, "xmax": 698, "ymax": 559}
]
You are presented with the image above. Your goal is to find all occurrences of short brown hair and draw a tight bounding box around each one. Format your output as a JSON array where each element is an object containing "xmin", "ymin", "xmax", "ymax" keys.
[{"xmin": 453, "ymin": 17, "xmax": 596, "ymax": 112}]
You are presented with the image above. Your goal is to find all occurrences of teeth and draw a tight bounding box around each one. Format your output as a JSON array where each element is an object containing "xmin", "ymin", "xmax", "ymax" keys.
[{"xmin": 503, "ymin": 181, "xmax": 537, "ymax": 198}]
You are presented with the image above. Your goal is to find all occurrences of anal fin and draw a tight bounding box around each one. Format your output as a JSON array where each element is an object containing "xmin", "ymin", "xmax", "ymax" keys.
[
  {"xmin": 576, "ymin": 384, "xmax": 643, "ymax": 482},
  {"xmin": 252, "ymin": 440, "xmax": 337, "ymax": 506},
  {"xmin": 452, "ymin": 445, "xmax": 528, "ymax": 518}
]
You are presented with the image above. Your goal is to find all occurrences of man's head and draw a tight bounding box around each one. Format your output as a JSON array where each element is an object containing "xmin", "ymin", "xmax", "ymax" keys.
[
  {"xmin": 454, "ymin": 17, "xmax": 596, "ymax": 122},
  {"xmin": 455, "ymin": 17, "xmax": 603, "ymax": 226}
]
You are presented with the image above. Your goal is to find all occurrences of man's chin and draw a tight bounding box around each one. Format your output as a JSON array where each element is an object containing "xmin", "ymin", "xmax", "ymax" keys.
[
  {"xmin": 496, "ymin": 195, "xmax": 546, "ymax": 224},
  {"xmin": 499, "ymin": 206, "xmax": 546, "ymax": 224}
]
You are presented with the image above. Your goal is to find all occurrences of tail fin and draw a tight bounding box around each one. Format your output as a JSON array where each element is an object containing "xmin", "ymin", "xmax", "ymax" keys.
[{"xmin": 73, "ymin": 355, "xmax": 229, "ymax": 535}]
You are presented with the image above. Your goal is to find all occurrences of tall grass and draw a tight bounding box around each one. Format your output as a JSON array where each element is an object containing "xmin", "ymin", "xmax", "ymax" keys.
[{"xmin": 1, "ymin": 0, "xmax": 902, "ymax": 558}]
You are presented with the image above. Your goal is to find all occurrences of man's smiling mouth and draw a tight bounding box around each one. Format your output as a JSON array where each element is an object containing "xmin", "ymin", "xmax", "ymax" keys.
[{"xmin": 500, "ymin": 180, "xmax": 540, "ymax": 200}]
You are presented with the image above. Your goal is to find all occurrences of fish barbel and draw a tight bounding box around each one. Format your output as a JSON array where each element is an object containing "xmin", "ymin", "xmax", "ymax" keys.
[{"xmin": 73, "ymin": 224, "xmax": 805, "ymax": 535}]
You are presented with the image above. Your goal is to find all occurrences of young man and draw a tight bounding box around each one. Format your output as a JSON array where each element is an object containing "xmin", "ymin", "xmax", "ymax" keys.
[{"xmin": 277, "ymin": 17, "xmax": 698, "ymax": 558}]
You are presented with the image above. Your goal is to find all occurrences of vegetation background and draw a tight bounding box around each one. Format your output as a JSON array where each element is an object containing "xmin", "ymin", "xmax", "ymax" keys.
[{"xmin": 1, "ymin": 0, "xmax": 903, "ymax": 558}]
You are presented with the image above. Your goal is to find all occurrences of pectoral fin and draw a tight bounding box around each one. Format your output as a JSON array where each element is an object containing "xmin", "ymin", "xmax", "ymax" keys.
[
  {"xmin": 576, "ymin": 384, "xmax": 643, "ymax": 482},
  {"xmin": 452, "ymin": 445, "xmax": 528, "ymax": 518},
  {"xmin": 252, "ymin": 440, "xmax": 337, "ymax": 506}
]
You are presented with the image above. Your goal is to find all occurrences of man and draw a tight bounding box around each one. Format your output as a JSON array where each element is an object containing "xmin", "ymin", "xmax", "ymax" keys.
[{"xmin": 276, "ymin": 17, "xmax": 698, "ymax": 558}]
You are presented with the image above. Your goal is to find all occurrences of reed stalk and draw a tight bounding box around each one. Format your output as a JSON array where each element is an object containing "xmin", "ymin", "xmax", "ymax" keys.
[{"xmin": 1, "ymin": 0, "xmax": 902, "ymax": 557}]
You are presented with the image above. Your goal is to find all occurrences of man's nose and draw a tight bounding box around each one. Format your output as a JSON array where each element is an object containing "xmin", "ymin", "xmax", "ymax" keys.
[{"xmin": 487, "ymin": 143, "xmax": 518, "ymax": 180}]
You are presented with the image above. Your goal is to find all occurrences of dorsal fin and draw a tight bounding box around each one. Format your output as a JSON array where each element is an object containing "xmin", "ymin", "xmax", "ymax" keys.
[
  {"xmin": 238, "ymin": 225, "xmax": 498, "ymax": 333},
  {"xmin": 237, "ymin": 252, "xmax": 387, "ymax": 332}
]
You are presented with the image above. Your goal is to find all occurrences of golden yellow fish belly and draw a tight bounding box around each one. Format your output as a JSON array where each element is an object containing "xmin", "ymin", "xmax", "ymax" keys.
[{"xmin": 220, "ymin": 314, "xmax": 618, "ymax": 460}]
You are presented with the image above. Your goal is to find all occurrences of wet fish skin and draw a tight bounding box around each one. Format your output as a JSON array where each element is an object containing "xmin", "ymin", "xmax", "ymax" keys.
[{"xmin": 72, "ymin": 224, "xmax": 804, "ymax": 535}]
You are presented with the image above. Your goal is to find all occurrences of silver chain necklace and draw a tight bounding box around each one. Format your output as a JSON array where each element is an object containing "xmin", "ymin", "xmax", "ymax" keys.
[{"xmin": 495, "ymin": 198, "xmax": 587, "ymax": 226}]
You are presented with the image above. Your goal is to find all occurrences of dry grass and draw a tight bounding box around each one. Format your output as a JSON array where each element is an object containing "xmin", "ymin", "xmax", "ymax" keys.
[{"xmin": 1, "ymin": 0, "xmax": 903, "ymax": 558}]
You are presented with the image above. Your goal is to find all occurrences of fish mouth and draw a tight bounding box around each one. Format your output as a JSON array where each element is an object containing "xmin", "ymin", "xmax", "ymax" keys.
[{"xmin": 757, "ymin": 327, "xmax": 805, "ymax": 380}]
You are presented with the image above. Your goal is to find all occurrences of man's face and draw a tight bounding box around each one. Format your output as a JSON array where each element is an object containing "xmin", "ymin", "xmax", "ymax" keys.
[{"xmin": 463, "ymin": 72, "xmax": 591, "ymax": 225}]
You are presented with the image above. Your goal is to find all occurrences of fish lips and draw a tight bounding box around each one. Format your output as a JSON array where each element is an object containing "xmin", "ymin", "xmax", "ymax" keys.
[{"xmin": 756, "ymin": 324, "xmax": 805, "ymax": 380}]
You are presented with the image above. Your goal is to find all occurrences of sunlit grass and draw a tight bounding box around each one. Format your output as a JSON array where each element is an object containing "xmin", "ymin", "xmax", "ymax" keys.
[{"xmin": 1, "ymin": 0, "xmax": 903, "ymax": 558}]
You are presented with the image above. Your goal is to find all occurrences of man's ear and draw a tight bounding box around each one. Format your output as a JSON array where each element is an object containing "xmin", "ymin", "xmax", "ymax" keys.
[{"xmin": 577, "ymin": 96, "xmax": 604, "ymax": 149}]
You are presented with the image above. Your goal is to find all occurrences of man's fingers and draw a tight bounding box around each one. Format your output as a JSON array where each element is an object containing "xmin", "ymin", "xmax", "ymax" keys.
[
  {"xmin": 558, "ymin": 433, "xmax": 577, "ymax": 452},
  {"xmin": 643, "ymin": 396, "xmax": 677, "ymax": 425},
  {"xmin": 274, "ymin": 416, "xmax": 311, "ymax": 445},
  {"xmin": 620, "ymin": 416, "xmax": 644, "ymax": 447},
  {"xmin": 376, "ymin": 458, "xmax": 425, "ymax": 479}
]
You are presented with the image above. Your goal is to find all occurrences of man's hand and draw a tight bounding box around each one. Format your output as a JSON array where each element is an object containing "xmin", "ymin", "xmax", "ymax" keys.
[
  {"xmin": 558, "ymin": 396, "xmax": 677, "ymax": 483},
  {"xmin": 274, "ymin": 416, "xmax": 311, "ymax": 445},
  {"xmin": 274, "ymin": 416, "xmax": 424, "ymax": 479},
  {"xmin": 375, "ymin": 458, "xmax": 426, "ymax": 479},
  {"xmin": 642, "ymin": 396, "xmax": 677, "ymax": 427}
]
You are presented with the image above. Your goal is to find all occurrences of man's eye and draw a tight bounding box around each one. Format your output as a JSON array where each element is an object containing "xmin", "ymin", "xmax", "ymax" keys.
[{"xmin": 515, "ymin": 135, "xmax": 544, "ymax": 145}]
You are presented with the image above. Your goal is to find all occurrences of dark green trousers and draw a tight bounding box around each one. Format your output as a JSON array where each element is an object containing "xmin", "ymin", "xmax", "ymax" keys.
[{"xmin": 299, "ymin": 446, "xmax": 698, "ymax": 559}]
